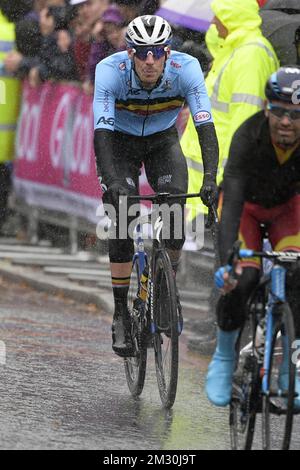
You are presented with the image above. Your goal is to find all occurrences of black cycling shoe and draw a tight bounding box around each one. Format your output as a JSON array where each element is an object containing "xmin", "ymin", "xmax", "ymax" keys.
[{"xmin": 112, "ymin": 303, "xmax": 134, "ymax": 357}]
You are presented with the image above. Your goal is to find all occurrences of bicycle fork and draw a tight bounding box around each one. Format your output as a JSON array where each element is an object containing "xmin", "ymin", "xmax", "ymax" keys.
[{"xmin": 262, "ymin": 265, "xmax": 286, "ymax": 394}]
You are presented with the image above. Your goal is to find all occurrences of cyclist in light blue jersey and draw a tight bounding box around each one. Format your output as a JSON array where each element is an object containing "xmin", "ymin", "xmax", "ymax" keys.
[
  {"xmin": 93, "ymin": 45, "xmax": 214, "ymax": 136},
  {"xmin": 93, "ymin": 15, "xmax": 219, "ymax": 357}
]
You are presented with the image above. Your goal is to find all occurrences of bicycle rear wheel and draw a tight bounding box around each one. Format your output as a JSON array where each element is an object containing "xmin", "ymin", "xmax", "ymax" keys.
[
  {"xmin": 262, "ymin": 303, "xmax": 296, "ymax": 450},
  {"xmin": 153, "ymin": 251, "xmax": 179, "ymax": 409},
  {"xmin": 124, "ymin": 258, "xmax": 147, "ymax": 397},
  {"xmin": 230, "ymin": 312, "xmax": 261, "ymax": 450}
]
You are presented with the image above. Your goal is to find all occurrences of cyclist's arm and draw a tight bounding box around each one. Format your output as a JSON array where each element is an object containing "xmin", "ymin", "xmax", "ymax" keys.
[
  {"xmin": 196, "ymin": 123, "xmax": 219, "ymax": 181},
  {"xmin": 181, "ymin": 58, "xmax": 219, "ymax": 181},
  {"xmin": 94, "ymin": 130, "xmax": 116, "ymax": 187},
  {"xmin": 219, "ymin": 123, "xmax": 252, "ymax": 264},
  {"xmin": 93, "ymin": 61, "xmax": 120, "ymax": 185}
]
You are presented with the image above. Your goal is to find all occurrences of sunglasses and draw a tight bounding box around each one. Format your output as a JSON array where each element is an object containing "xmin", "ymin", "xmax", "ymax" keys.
[
  {"xmin": 132, "ymin": 46, "xmax": 168, "ymax": 60},
  {"xmin": 267, "ymin": 103, "xmax": 300, "ymax": 121}
]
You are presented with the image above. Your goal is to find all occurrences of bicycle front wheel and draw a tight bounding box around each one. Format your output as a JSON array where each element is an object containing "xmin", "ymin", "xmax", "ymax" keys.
[
  {"xmin": 124, "ymin": 258, "xmax": 147, "ymax": 397},
  {"xmin": 262, "ymin": 303, "xmax": 296, "ymax": 450},
  {"xmin": 153, "ymin": 251, "xmax": 179, "ymax": 409}
]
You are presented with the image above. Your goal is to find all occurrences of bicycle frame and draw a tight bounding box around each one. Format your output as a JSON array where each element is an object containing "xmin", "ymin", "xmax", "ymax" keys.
[
  {"xmin": 238, "ymin": 248, "xmax": 300, "ymax": 395},
  {"xmin": 129, "ymin": 192, "xmax": 217, "ymax": 335},
  {"xmin": 131, "ymin": 209, "xmax": 173, "ymax": 335},
  {"xmin": 262, "ymin": 265, "xmax": 286, "ymax": 394}
]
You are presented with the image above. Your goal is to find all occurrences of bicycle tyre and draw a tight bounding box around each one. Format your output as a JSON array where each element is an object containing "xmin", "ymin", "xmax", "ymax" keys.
[
  {"xmin": 230, "ymin": 320, "xmax": 260, "ymax": 450},
  {"xmin": 153, "ymin": 251, "xmax": 179, "ymax": 409},
  {"xmin": 124, "ymin": 258, "xmax": 147, "ymax": 397},
  {"xmin": 262, "ymin": 302, "xmax": 296, "ymax": 450}
]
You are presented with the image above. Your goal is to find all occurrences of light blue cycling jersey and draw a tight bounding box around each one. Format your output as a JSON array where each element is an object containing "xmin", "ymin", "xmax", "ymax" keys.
[{"xmin": 93, "ymin": 50, "xmax": 213, "ymax": 137}]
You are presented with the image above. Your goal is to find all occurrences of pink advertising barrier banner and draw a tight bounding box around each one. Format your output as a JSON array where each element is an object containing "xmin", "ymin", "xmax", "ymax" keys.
[{"xmin": 14, "ymin": 81, "xmax": 154, "ymax": 224}]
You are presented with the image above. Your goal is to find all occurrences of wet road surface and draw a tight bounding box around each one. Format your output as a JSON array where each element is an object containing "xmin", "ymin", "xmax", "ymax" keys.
[
  {"xmin": 0, "ymin": 277, "xmax": 230, "ymax": 450},
  {"xmin": 0, "ymin": 277, "xmax": 299, "ymax": 450}
]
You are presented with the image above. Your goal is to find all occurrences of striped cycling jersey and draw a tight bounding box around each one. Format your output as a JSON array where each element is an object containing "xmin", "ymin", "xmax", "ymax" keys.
[{"xmin": 93, "ymin": 50, "xmax": 213, "ymax": 137}]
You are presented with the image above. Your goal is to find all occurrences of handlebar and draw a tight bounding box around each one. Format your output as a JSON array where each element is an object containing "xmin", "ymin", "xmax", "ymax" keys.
[
  {"xmin": 127, "ymin": 191, "xmax": 201, "ymax": 203},
  {"xmin": 127, "ymin": 192, "xmax": 218, "ymax": 229},
  {"xmin": 227, "ymin": 240, "xmax": 300, "ymax": 265}
]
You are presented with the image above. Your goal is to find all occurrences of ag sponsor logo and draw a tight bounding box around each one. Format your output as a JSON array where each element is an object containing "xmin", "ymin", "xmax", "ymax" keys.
[
  {"xmin": 194, "ymin": 111, "xmax": 211, "ymax": 123},
  {"xmin": 126, "ymin": 81, "xmax": 141, "ymax": 96},
  {"xmin": 97, "ymin": 116, "xmax": 115, "ymax": 126}
]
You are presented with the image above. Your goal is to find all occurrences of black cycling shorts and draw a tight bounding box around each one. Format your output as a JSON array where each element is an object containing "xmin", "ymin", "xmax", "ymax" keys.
[{"xmin": 106, "ymin": 127, "xmax": 188, "ymax": 263}]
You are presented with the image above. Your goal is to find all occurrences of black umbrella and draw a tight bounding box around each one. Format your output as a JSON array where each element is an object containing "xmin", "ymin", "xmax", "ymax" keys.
[{"xmin": 260, "ymin": 9, "xmax": 300, "ymax": 64}]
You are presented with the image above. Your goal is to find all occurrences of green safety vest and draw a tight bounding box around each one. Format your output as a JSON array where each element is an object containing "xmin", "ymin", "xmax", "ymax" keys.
[{"xmin": 0, "ymin": 10, "xmax": 21, "ymax": 163}]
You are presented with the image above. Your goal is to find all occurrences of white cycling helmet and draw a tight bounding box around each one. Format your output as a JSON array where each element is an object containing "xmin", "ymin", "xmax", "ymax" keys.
[{"xmin": 125, "ymin": 15, "xmax": 173, "ymax": 47}]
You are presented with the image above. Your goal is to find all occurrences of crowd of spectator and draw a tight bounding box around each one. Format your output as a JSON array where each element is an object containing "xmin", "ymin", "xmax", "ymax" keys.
[
  {"xmin": 1, "ymin": 0, "xmax": 211, "ymax": 94},
  {"xmin": 0, "ymin": 0, "xmax": 209, "ymax": 238}
]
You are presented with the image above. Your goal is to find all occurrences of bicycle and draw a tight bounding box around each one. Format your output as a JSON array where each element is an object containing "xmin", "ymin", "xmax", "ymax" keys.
[
  {"xmin": 228, "ymin": 240, "xmax": 300, "ymax": 450},
  {"xmin": 123, "ymin": 191, "xmax": 218, "ymax": 409}
]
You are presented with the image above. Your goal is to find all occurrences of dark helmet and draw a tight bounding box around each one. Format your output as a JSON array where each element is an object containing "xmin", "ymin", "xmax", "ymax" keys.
[
  {"xmin": 125, "ymin": 15, "xmax": 172, "ymax": 47},
  {"xmin": 265, "ymin": 66, "xmax": 300, "ymax": 103}
]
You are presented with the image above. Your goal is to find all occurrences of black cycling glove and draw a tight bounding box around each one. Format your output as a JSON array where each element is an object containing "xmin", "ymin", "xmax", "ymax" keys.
[
  {"xmin": 102, "ymin": 179, "xmax": 129, "ymax": 207},
  {"xmin": 200, "ymin": 174, "xmax": 218, "ymax": 207}
]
